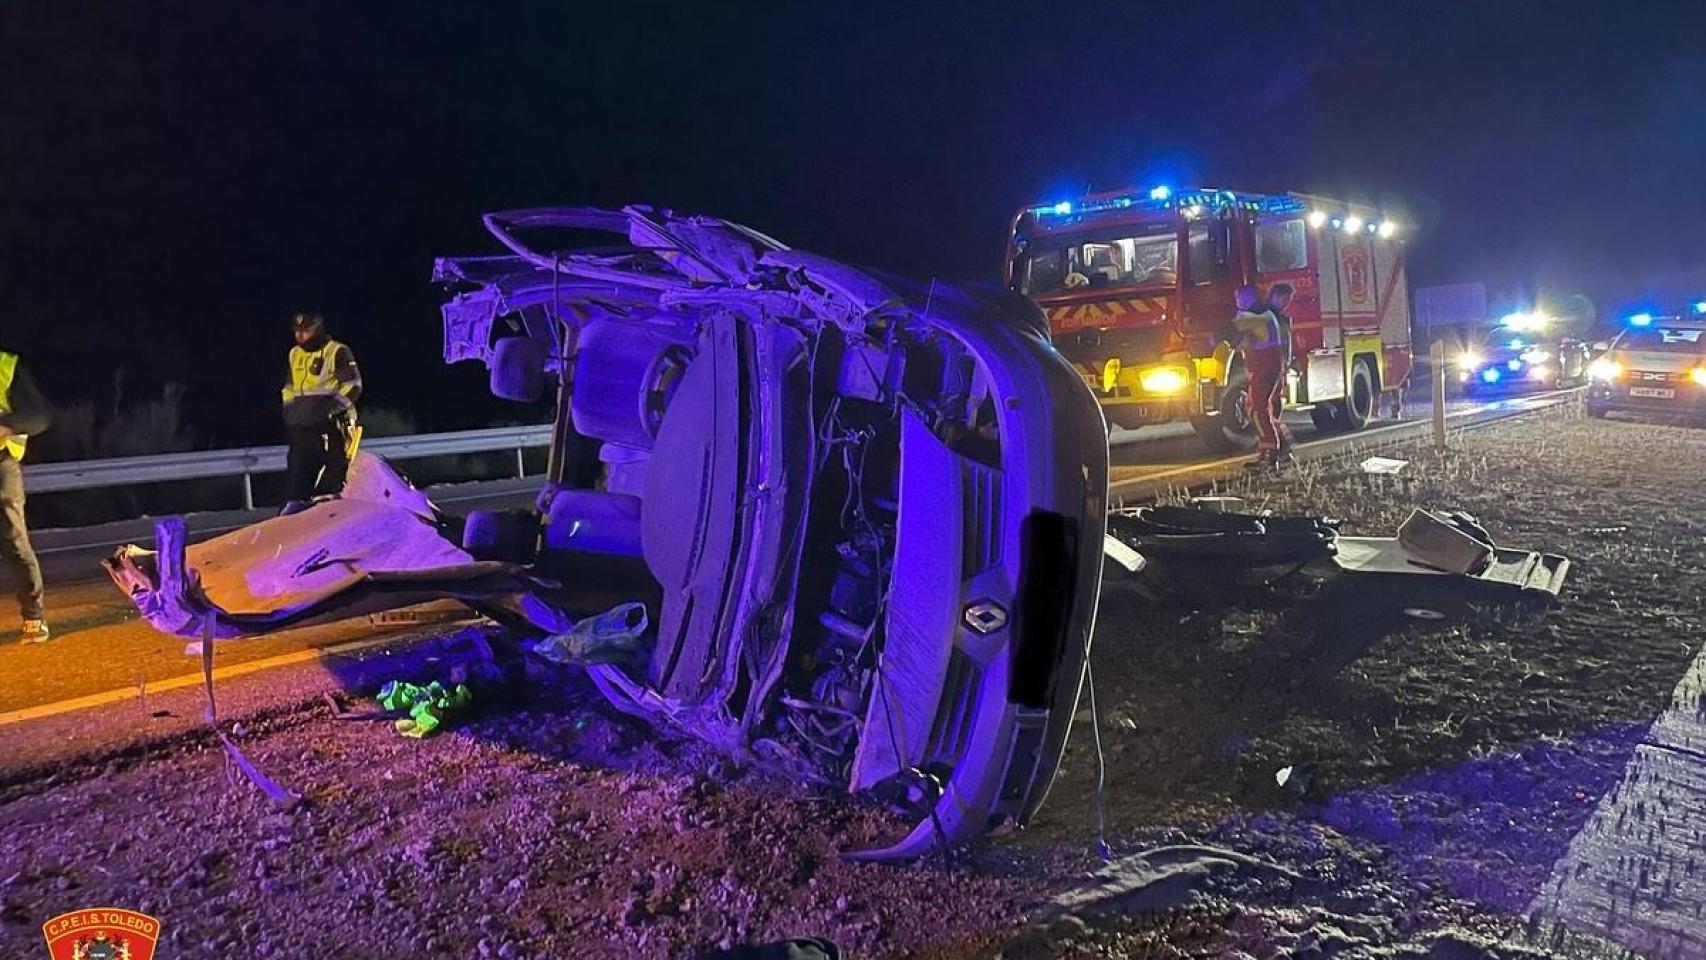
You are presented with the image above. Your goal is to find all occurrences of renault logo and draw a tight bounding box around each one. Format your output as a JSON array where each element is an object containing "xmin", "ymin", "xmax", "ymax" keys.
[{"xmin": 964, "ymin": 599, "xmax": 1009, "ymax": 635}]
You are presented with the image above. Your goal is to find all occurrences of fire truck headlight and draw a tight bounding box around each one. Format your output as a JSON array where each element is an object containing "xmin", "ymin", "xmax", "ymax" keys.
[
  {"xmin": 1378, "ymin": 220, "xmax": 1398, "ymax": 238},
  {"xmin": 1343, "ymin": 215, "xmax": 1364, "ymax": 235},
  {"xmin": 1138, "ymin": 366, "xmax": 1190, "ymax": 395},
  {"xmin": 1528, "ymin": 365, "xmax": 1551, "ymax": 382},
  {"xmin": 1589, "ymin": 358, "xmax": 1622, "ymax": 380},
  {"xmin": 1690, "ymin": 367, "xmax": 1706, "ymax": 387},
  {"xmin": 1457, "ymin": 351, "xmax": 1484, "ymax": 371}
]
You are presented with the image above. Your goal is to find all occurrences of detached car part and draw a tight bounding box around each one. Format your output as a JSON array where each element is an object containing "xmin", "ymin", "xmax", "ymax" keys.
[
  {"xmin": 105, "ymin": 454, "xmax": 552, "ymax": 640},
  {"xmin": 109, "ymin": 205, "xmax": 1112, "ymax": 859},
  {"xmin": 1106, "ymin": 504, "xmax": 1568, "ymax": 600}
]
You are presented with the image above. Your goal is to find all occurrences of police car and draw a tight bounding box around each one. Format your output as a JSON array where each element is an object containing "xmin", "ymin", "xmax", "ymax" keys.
[
  {"xmin": 1586, "ymin": 308, "xmax": 1706, "ymax": 418},
  {"xmin": 1457, "ymin": 312, "xmax": 1589, "ymax": 395}
]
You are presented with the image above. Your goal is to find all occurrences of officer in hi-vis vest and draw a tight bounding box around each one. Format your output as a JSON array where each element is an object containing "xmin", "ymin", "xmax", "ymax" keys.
[
  {"xmin": 281, "ymin": 313, "xmax": 362, "ymax": 508},
  {"xmin": 0, "ymin": 349, "xmax": 51, "ymax": 642}
]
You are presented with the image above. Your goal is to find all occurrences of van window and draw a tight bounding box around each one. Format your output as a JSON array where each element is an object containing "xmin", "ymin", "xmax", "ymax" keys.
[{"xmin": 1255, "ymin": 218, "xmax": 1307, "ymax": 274}]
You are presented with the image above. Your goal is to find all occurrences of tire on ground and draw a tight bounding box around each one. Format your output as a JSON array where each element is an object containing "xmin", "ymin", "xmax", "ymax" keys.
[{"xmin": 1191, "ymin": 367, "xmax": 1258, "ymax": 452}]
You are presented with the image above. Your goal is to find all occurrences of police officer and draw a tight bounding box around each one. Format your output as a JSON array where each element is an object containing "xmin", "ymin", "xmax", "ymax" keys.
[
  {"xmin": 281, "ymin": 313, "xmax": 362, "ymax": 506},
  {"xmin": 0, "ymin": 349, "xmax": 51, "ymax": 642}
]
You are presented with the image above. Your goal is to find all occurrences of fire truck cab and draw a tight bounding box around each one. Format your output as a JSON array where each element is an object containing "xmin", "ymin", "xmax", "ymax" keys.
[{"xmin": 1005, "ymin": 187, "xmax": 1413, "ymax": 450}]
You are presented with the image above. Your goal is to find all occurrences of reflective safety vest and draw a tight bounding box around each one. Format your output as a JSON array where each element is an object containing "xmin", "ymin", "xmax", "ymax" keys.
[
  {"xmin": 0, "ymin": 351, "xmax": 26, "ymax": 461},
  {"xmin": 282, "ymin": 338, "xmax": 360, "ymax": 411}
]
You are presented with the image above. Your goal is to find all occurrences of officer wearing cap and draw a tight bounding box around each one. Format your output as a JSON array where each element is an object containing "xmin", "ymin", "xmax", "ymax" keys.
[{"xmin": 281, "ymin": 313, "xmax": 361, "ymax": 507}]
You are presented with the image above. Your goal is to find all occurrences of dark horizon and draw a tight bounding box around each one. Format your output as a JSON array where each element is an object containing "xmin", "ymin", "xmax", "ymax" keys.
[{"xmin": 5, "ymin": 1, "xmax": 1704, "ymax": 445}]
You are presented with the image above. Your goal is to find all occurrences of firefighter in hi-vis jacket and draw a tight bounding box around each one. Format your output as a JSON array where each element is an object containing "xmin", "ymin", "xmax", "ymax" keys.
[{"xmin": 281, "ymin": 312, "xmax": 362, "ymax": 507}]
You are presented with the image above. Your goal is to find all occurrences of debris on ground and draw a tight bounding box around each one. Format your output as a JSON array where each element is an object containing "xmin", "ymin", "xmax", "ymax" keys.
[
  {"xmin": 1360, "ymin": 455, "xmax": 1410, "ymax": 474},
  {"xmin": 1108, "ymin": 504, "xmax": 1570, "ymax": 604},
  {"xmin": 527, "ymin": 602, "xmax": 649, "ymax": 665},
  {"xmin": 376, "ymin": 680, "xmax": 474, "ymax": 738},
  {"xmin": 698, "ymin": 937, "xmax": 842, "ymax": 960}
]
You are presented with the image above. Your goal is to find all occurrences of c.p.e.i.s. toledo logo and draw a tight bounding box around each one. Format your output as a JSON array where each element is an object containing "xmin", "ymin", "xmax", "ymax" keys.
[{"xmin": 41, "ymin": 907, "xmax": 161, "ymax": 960}]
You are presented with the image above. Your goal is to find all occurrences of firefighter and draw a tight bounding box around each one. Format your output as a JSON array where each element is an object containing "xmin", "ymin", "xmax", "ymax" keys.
[
  {"xmin": 0, "ymin": 349, "xmax": 51, "ymax": 642},
  {"xmin": 1232, "ymin": 285, "xmax": 1292, "ymax": 467},
  {"xmin": 1266, "ymin": 282, "xmax": 1298, "ymax": 457},
  {"xmin": 281, "ymin": 312, "xmax": 362, "ymax": 507}
]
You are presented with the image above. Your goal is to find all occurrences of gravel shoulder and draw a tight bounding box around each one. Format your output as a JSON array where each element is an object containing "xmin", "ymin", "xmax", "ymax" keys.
[{"xmin": 4, "ymin": 403, "xmax": 1701, "ymax": 959}]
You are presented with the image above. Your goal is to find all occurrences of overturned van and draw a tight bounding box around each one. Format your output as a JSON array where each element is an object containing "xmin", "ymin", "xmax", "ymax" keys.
[{"xmin": 108, "ymin": 206, "xmax": 1109, "ymax": 857}]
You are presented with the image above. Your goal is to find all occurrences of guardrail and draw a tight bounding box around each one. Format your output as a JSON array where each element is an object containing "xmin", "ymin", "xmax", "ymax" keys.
[{"xmin": 22, "ymin": 423, "xmax": 555, "ymax": 509}]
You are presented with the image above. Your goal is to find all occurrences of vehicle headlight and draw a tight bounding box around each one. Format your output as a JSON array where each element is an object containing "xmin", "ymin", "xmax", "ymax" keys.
[
  {"xmin": 1589, "ymin": 358, "xmax": 1622, "ymax": 380},
  {"xmin": 1691, "ymin": 367, "xmax": 1706, "ymax": 387},
  {"xmin": 1457, "ymin": 352, "xmax": 1483, "ymax": 371},
  {"xmin": 1519, "ymin": 349, "xmax": 1551, "ymax": 364},
  {"xmin": 1138, "ymin": 366, "xmax": 1189, "ymax": 394}
]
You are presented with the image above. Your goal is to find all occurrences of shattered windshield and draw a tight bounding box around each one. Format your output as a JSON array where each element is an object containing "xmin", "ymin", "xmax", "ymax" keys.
[{"xmin": 1021, "ymin": 227, "xmax": 1179, "ymax": 296}]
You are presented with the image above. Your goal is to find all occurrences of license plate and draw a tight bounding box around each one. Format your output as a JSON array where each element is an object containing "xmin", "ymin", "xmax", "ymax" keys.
[{"xmin": 1630, "ymin": 387, "xmax": 1675, "ymax": 398}]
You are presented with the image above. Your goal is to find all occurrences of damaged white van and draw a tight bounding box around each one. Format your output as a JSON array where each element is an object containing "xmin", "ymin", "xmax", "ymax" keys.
[{"xmin": 106, "ymin": 206, "xmax": 1109, "ymax": 858}]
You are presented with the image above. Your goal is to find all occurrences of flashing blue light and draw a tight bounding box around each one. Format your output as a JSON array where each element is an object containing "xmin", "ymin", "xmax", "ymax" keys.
[
  {"xmin": 1507, "ymin": 359, "xmax": 1523, "ymax": 371},
  {"xmin": 1148, "ymin": 185, "xmax": 1171, "ymax": 201},
  {"xmin": 1508, "ymin": 338, "xmax": 1525, "ymax": 350},
  {"xmin": 1051, "ymin": 201, "xmax": 1073, "ymax": 215},
  {"xmin": 1694, "ymin": 300, "xmax": 1706, "ymax": 315},
  {"xmin": 1482, "ymin": 368, "xmax": 1502, "ymax": 383},
  {"xmin": 1629, "ymin": 312, "xmax": 1654, "ymax": 327}
]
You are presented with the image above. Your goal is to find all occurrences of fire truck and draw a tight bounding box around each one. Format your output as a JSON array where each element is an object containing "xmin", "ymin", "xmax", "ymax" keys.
[{"xmin": 1005, "ymin": 187, "xmax": 1413, "ymax": 450}]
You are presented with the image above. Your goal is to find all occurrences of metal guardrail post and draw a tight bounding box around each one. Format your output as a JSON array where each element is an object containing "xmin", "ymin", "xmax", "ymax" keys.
[
  {"xmin": 515, "ymin": 447, "xmax": 526, "ymax": 478},
  {"xmin": 1431, "ymin": 339, "xmax": 1448, "ymax": 449},
  {"xmin": 242, "ymin": 472, "xmax": 255, "ymax": 511}
]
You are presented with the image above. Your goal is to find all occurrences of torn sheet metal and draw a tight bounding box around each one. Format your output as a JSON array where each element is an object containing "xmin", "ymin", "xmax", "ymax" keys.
[{"xmin": 105, "ymin": 454, "xmax": 549, "ymax": 640}]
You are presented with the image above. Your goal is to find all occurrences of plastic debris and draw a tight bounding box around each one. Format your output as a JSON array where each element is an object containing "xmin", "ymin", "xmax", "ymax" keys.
[
  {"xmin": 1275, "ymin": 763, "xmax": 1315, "ymax": 796},
  {"xmin": 376, "ymin": 680, "xmax": 473, "ymax": 738},
  {"xmin": 1102, "ymin": 534, "xmax": 1146, "ymax": 574},
  {"xmin": 1359, "ymin": 456, "xmax": 1409, "ymax": 475},
  {"xmin": 528, "ymin": 602, "xmax": 649, "ymax": 665},
  {"xmin": 699, "ymin": 938, "xmax": 842, "ymax": 960}
]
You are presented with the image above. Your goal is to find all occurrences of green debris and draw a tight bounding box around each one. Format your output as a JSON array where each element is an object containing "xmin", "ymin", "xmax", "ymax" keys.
[{"xmin": 376, "ymin": 680, "xmax": 473, "ymax": 739}]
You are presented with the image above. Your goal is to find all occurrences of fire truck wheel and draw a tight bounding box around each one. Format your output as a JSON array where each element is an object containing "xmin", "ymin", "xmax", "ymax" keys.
[
  {"xmin": 1341, "ymin": 358, "xmax": 1376, "ymax": 430},
  {"xmin": 1191, "ymin": 368, "xmax": 1258, "ymax": 452}
]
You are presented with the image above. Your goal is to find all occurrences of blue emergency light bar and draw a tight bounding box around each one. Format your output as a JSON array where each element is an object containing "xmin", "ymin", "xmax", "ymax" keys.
[
  {"xmin": 1030, "ymin": 187, "xmax": 1310, "ymax": 220},
  {"xmin": 1628, "ymin": 313, "xmax": 1654, "ymax": 327},
  {"xmin": 1693, "ymin": 300, "xmax": 1706, "ymax": 315}
]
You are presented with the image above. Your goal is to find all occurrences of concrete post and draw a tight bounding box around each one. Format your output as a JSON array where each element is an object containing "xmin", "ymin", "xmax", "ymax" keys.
[{"xmin": 1431, "ymin": 339, "xmax": 1448, "ymax": 450}]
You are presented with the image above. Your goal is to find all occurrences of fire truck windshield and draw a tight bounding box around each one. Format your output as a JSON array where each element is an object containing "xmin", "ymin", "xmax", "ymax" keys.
[{"xmin": 1018, "ymin": 228, "xmax": 1178, "ymax": 296}]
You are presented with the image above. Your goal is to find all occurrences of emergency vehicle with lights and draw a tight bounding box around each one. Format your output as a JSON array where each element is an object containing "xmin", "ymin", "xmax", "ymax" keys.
[
  {"xmin": 1005, "ymin": 187, "xmax": 1413, "ymax": 450},
  {"xmin": 1457, "ymin": 311, "xmax": 1589, "ymax": 395},
  {"xmin": 1586, "ymin": 305, "xmax": 1706, "ymax": 418}
]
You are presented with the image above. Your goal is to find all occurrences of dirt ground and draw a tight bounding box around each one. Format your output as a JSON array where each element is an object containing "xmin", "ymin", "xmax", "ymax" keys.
[{"xmin": 4, "ymin": 402, "xmax": 1702, "ymax": 959}]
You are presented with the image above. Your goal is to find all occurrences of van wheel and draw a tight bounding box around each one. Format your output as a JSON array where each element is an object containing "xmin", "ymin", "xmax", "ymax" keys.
[
  {"xmin": 1192, "ymin": 368, "xmax": 1258, "ymax": 452},
  {"xmin": 1310, "ymin": 402, "xmax": 1345, "ymax": 432}
]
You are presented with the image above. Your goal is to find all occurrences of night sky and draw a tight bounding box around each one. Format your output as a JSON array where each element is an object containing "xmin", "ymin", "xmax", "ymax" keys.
[{"xmin": 5, "ymin": 1, "xmax": 1704, "ymax": 444}]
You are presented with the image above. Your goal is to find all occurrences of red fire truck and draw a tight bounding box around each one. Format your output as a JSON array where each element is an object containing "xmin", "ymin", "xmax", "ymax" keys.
[{"xmin": 1004, "ymin": 187, "xmax": 1413, "ymax": 450}]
